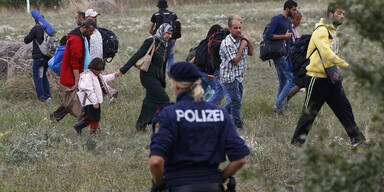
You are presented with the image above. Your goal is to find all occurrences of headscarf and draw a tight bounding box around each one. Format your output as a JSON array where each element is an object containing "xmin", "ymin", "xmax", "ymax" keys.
[{"xmin": 154, "ymin": 23, "xmax": 173, "ymax": 47}]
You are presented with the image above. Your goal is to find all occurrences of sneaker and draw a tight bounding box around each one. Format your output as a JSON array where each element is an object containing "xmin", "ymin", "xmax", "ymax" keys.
[
  {"xmin": 90, "ymin": 128, "xmax": 97, "ymax": 134},
  {"xmin": 74, "ymin": 120, "xmax": 88, "ymax": 135},
  {"xmin": 235, "ymin": 121, "xmax": 244, "ymax": 129},
  {"xmin": 351, "ymin": 136, "xmax": 366, "ymax": 148}
]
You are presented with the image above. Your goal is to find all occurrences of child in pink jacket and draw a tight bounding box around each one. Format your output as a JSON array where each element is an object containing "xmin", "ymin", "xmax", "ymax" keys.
[{"xmin": 74, "ymin": 58, "xmax": 118, "ymax": 134}]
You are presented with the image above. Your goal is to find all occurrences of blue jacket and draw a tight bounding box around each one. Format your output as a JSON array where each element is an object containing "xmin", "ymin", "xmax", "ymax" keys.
[{"xmin": 150, "ymin": 92, "xmax": 250, "ymax": 188}]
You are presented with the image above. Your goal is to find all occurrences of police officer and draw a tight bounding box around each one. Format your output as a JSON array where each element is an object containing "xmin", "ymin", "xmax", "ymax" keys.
[{"xmin": 149, "ymin": 62, "xmax": 250, "ymax": 192}]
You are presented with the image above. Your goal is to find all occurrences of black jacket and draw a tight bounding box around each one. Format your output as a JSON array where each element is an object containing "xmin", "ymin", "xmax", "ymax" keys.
[
  {"xmin": 24, "ymin": 25, "xmax": 48, "ymax": 59},
  {"xmin": 120, "ymin": 37, "xmax": 168, "ymax": 87}
]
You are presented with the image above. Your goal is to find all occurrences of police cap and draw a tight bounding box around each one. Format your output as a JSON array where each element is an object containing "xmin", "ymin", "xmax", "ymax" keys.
[{"xmin": 168, "ymin": 61, "xmax": 202, "ymax": 82}]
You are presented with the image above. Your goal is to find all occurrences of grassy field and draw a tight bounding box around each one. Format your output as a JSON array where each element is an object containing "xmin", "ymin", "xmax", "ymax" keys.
[{"xmin": 0, "ymin": 1, "xmax": 379, "ymax": 191}]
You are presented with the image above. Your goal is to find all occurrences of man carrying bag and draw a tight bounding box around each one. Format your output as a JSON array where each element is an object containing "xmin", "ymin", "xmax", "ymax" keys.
[{"xmin": 291, "ymin": 4, "xmax": 366, "ymax": 147}]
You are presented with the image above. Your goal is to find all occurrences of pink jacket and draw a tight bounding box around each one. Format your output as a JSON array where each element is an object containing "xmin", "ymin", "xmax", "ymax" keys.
[{"xmin": 77, "ymin": 69, "xmax": 116, "ymax": 106}]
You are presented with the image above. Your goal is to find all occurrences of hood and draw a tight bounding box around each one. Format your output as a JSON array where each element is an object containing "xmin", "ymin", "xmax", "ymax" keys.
[
  {"xmin": 67, "ymin": 27, "xmax": 83, "ymax": 37},
  {"xmin": 315, "ymin": 18, "xmax": 336, "ymax": 33}
]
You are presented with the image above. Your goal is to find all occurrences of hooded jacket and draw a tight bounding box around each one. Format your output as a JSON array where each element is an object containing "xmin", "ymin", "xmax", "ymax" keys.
[
  {"xmin": 306, "ymin": 18, "xmax": 349, "ymax": 78},
  {"xmin": 60, "ymin": 27, "xmax": 85, "ymax": 88},
  {"xmin": 77, "ymin": 69, "xmax": 115, "ymax": 106}
]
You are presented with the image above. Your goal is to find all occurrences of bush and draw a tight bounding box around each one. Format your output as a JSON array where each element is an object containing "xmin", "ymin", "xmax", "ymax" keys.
[{"xmin": 294, "ymin": 141, "xmax": 384, "ymax": 191}]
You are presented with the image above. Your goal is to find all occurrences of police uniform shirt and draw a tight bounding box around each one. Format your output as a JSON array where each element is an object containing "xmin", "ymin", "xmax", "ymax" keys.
[{"xmin": 150, "ymin": 91, "xmax": 250, "ymax": 188}]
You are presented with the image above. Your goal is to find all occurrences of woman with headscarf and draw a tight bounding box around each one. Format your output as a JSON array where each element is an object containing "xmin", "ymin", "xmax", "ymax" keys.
[{"xmin": 116, "ymin": 23, "xmax": 173, "ymax": 131}]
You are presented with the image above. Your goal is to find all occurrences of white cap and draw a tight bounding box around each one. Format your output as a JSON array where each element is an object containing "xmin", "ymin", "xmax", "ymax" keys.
[{"xmin": 85, "ymin": 9, "xmax": 100, "ymax": 17}]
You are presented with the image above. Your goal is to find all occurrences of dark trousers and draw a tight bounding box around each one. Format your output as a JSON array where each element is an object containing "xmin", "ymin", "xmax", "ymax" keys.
[
  {"xmin": 291, "ymin": 76, "xmax": 365, "ymax": 144},
  {"xmin": 136, "ymin": 75, "xmax": 170, "ymax": 129}
]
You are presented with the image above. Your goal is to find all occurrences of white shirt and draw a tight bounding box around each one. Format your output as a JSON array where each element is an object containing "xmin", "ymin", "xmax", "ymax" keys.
[{"xmin": 89, "ymin": 29, "xmax": 103, "ymax": 60}]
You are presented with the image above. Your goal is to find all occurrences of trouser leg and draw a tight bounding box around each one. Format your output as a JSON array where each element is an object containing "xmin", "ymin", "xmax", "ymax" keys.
[
  {"xmin": 292, "ymin": 77, "xmax": 327, "ymax": 144},
  {"xmin": 326, "ymin": 82, "xmax": 365, "ymax": 142}
]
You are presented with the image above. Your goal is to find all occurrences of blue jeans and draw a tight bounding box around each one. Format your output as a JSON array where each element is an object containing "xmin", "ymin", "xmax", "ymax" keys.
[
  {"xmin": 200, "ymin": 72, "xmax": 216, "ymax": 100},
  {"xmin": 223, "ymin": 80, "xmax": 243, "ymax": 124},
  {"xmin": 207, "ymin": 70, "xmax": 231, "ymax": 111},
  {"xmin": 273, "ymin": 56, "xmax": 294, "ymax": 110},
  {"xmin": 167, "ymin": 39, "xmax": 176, "ymax": 69},
  {"xmin": 33, "ymin": 58, "xmax": 51, "ymax": 101}
]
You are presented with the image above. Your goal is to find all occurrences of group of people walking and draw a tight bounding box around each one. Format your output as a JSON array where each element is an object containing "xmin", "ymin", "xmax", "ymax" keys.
[{"xmin": 23, "ymin": 0, "xmax": 366, "ymax": 191}]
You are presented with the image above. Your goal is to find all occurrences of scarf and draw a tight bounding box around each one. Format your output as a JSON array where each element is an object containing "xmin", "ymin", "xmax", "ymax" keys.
[{"xmin": 153, "ymin": 23, "xmax": 173, "ymax": 47}]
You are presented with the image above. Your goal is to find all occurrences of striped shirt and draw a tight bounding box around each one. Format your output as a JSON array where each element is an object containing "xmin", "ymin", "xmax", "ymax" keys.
[
  {"xmin": 90, "ymin": 29, "xmax": 103, "ymax": 60},
  {"xmin": 219, "ymin": 34, "xmax": 248, "ymax": 84}
]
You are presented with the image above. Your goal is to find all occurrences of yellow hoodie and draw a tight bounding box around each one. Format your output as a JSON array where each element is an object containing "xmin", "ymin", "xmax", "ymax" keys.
[{"xmin": 306, "ymin": 18, "xmax": 349, "ymax": 78}]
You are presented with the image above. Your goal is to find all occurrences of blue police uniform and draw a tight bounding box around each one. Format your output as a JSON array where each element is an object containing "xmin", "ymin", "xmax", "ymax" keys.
[{"xmin": 150, "ymin": 61, "xmax": 250, "ymax": 191}]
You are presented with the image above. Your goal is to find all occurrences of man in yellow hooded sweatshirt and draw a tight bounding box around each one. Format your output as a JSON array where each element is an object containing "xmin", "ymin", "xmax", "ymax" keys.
[{"xmin": 291, "ymin": 5, "xmax": 366, "ymax": 147}]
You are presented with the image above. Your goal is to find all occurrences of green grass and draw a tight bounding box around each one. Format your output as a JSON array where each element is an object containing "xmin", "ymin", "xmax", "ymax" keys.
[{"xmin": 0, "ymin": 1, "xmax": 379, "ymax": 191}]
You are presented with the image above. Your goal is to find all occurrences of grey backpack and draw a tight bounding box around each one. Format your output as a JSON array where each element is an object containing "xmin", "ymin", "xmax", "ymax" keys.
[{"xmin": 37, "ymin": 32, "xmax": 59, "ymax": 58}]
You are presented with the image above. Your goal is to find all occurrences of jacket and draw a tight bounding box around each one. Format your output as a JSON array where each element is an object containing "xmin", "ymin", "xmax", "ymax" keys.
[
  {"xmin": 306, "ymin": 18, "xmax": 349, "ymax": 78},
  {"xmin": 150, "ymin": 91, "xmax": 250, "ymax": 188},
  {"xmin": 120, "ymin": 37, "xmax": 168, "ymax": 87},
  {"xmin": 24, "ymin": 25, "xmax": 48, "ymax": 59},
  {"xmin": 60, "ymin": 27, "xmax": 85, "ymax": 88},
  {"xmin": 77, "ymin": 69, "xmax": 115, "ymax": 107}
]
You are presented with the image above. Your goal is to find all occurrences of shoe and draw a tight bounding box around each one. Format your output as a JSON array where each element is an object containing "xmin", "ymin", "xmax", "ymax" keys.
[
  {"xmin": 74, "ymin": 120, "xmax": 88, "ymax": 135},
  {"xmin": 235, "ymin": 122, "xmax": 244, "ymax": 129},
  {"xmin": 90, "ymin": 128, "xmax": 97, "ymax": 134},
  {"xmin": 351, "ymin": 136, "xmax": 366, "ymax": 148}
]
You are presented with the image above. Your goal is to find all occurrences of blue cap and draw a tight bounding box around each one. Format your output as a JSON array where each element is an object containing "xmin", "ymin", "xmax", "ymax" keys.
[{"xmin": 168, "ymin": 61, "xmax": 202, "ymax": 82}]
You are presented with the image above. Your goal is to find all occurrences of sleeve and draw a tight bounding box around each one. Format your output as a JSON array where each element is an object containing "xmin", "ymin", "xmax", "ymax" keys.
[
  {"xmin": 24, "ymin": 26, "xmax": 36, "ymax": 44},
  {"xmin": 150, "ymin": 13, "xmax": 156, "ymax": 23},
  {"xmin": 223, "ymin": 112, "xmax": 250, "ymax": 162},
  {"xmin": 120, "ymin": 38, "xmax": 154, "ymax": 74},
  {"xmin": 69, "ymin": 38, "xmax": 84, "ymax": 70},
  {"xmin": 264, "ymin": 17, "xmax": 278, "ymax": 40},
  {"xmin": 150, "ymin": 109, "xmax": 174, "ymax": 159},
  {"xmin": 101, "ymin": 73, "xmax": 115, "ymax": 82},
  {"xmin": 78, "ymin": 74, "xmax": 98, "ymax": 104},
  {"xmin": 313, "ymin": 28, "xmax": 349, "ymax": 68}
]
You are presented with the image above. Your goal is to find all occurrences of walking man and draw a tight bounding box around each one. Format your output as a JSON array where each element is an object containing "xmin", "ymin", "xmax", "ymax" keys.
[
  {"xmin": 24, "ymin": 16, "xmax": 51, "ymax": 102},
  {"xmin": 220, "ymin": 19, "xmax": 254, "ymax": 129},
  {"xmin": 291, "ymin": 5, "xmax": 366, "ymax": 147},
  {"xmin": 264, "ymin": 0, "xmax": 297, "ymax": 114},
  {"xmin": 50, "ymin": 20, "xmax": 96, "ymax": 121},
  {"xmin": 85, "ymin": 9, "xmax": 103, "ymax": 61},
  {"xmin": 148, "ymin": 0, "xmax": 180, "ymax": 68}
]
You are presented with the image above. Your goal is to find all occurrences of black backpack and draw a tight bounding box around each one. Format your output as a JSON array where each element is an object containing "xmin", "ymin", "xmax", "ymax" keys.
[
  {"xmin": 292, "ymin": 34, "xmax": 311, "ymax": 77},
  {"xmin": 194, "ymin": 29, "xmax": 230, "ymax": 75},
  {"xmin": 209, "ymin": 29, "xmax": 230, "ymax": 71},
  {"xmin": 154, "ymin": 11, "xmax": 181, "ymax": 39},
  {"xmin": 195, "ymin": 38, "xmax": 214, "ymax": 74},
  {"xmin": 98, "ymin": 28, "xmax": 119, "ymax": 63}
]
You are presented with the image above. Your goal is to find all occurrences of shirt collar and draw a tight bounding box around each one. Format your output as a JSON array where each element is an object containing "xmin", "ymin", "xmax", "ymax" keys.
[
  {"xmin": 229, "ymin": 34, "xmax": 240, "ymax": 44},
  {"xmin": 176, "ymin": 91, "xmax": 193, "ymax": 102}
]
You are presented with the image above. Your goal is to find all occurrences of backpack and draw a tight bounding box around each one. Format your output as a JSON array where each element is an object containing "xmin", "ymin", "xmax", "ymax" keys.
[
  {"xmin": 37, "ymin": 31, "xmax": 59, "ymax": 58},
  {"xmin": 185, "ymin": 47, "xmax": 197, "ymax": 62},
  {"xmin": 195, "ymin": 38, "xmax": 214, "ymax": 74},
  {"xmin": 194, "ymin": 29, "xmax": 230, "ymax": 75},
  {"xmin": 291, "ymin": 34, "xmax": 311, "ymax": 78},
  {"xmin": 208, "ymin": 29, "xmax": 230, "ymax": 71},
  {"xmin": 48, "ymin": 45, "xmax": 66, "ymax": 75},
  {"xmin": 154, "ymin": 11, "xmax": 181, "ymax": 39},
  {"xmin": 98, "ymin": 28, "xmax": 119, "ymax": 63}
]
